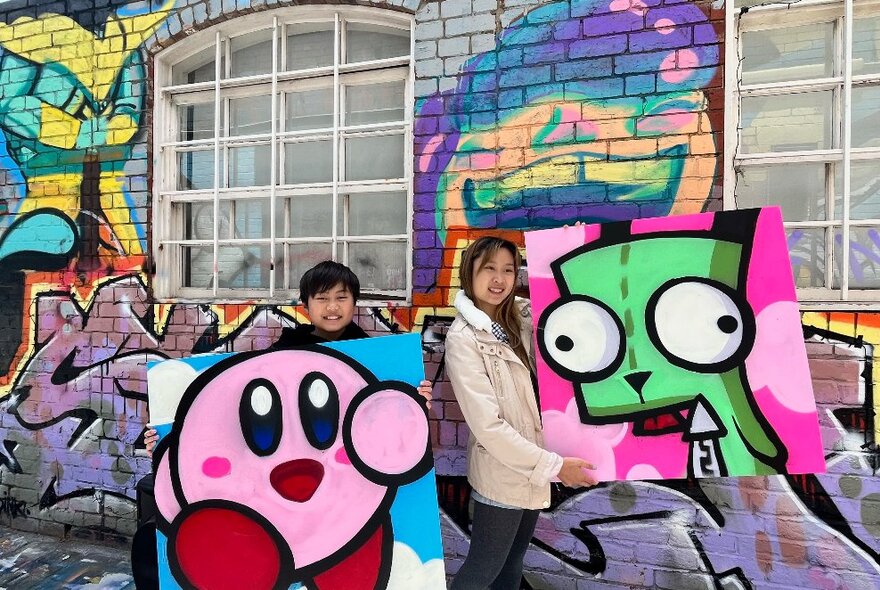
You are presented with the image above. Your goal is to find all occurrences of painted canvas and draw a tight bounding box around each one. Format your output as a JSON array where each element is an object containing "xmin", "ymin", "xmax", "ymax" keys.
[
  {"xmin": 146, "ymin": 333, "xmax": 445, "ymax": 590},
  {"xmin": 525, "ymin": 207, "xmax": 826, "ymax": 480}
]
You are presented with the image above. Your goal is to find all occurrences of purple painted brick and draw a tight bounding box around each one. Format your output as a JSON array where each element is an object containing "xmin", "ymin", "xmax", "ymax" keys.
[
  {"xmin": 414, "ymin": 249, "xmax": 443, "ymax": 268},
  {"xmin": 414, "ymin": 193, "xmax": 436, "ymax": 212},
  {"xmin": 583, "ymin": 13, "xmax": 644, "ymax": 37},
  {"xmin": 553, "ymin": 19, "xmax": 582, "ymax": 41},
  {"xmin": 523, "ymin": 41, "xmax": 565, "ymax": 65},
  {"xmin": 413, "ymin": 212, "xmax": 435, "ymax": 231},
  {"xmin": 628, "ymin": 27, "xmax": 693, "ymax": 53},
  {"xmin": 414, "ymin": 231, "xmax": 439, "ymax": 248},
  {"xmin": 695, "ymin": 22, "xmax": 718, "ymax": 45},
  {"xmin": 569, "ymin": 34, "xmax": 628, "ymax": 58}
]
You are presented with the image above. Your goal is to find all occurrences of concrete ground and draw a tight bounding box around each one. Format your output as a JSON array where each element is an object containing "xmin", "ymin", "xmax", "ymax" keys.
[{"xmin": 0, "ymin": 524, "xmax": 134, "ymax": 590}]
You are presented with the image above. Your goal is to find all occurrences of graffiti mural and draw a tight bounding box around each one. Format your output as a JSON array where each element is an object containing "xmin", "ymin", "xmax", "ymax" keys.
[
  {"xmin": 0, "ymin": 0, "xmax": 873, "ymax": 588},
  {"xmin": 404, "ymin": 0, "xmax": 722, "ymax": 328},
  {"xmin": 149, "ymin": 335, "xmax": 443, "ymax": 590}
]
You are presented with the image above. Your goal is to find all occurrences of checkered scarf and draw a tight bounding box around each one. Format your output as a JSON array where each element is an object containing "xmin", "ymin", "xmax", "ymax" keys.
[{"xmin": 491, "ymin": 322, "xmax": 509, "ymax": 343}]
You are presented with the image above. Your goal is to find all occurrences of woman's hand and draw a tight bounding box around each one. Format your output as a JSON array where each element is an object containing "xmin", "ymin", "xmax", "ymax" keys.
[
  {"xmin": 417, "ymin": 380, "xmax": 433, "ymax": 410},
  {"xmin": 557, "ymin": 457, "xmax": 598, "ymax": 488},
  {"xmin": 144, "ymin": 428, "xmax": 158, "ymax": 458}
]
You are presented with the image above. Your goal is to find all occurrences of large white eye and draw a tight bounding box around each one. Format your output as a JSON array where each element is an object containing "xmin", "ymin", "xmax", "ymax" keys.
[
  {"xmin": 538, "ymin": 298, "xmax": 624, "ymax": 379},
  {"xmin": 648, "ymin": 279, "xmax": 752, "ymax": 369}
]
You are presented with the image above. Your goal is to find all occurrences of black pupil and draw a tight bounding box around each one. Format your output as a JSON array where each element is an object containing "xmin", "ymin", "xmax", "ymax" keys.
[
  {"xmin": 555, "ymin": 335, "xmax": 574, "ymax": 352},
  {"xmin": 717, "ymin": 315, "xmax": 738, "ymax": 334}
]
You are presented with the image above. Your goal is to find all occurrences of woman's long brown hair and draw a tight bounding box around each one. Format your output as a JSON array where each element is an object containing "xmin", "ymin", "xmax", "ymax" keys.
[{"xmin": 459, "ymin": 236, "xmax": 529, "ymax": 365}]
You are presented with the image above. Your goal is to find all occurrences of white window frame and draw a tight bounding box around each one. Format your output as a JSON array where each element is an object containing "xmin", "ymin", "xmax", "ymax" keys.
[
  {"xmin": 725, "ymin": 0, "xmax": 880, "ymax": 308},
  {"xmin": 152, "ymin": 6, "xmax": 415, "ymax": 304}
]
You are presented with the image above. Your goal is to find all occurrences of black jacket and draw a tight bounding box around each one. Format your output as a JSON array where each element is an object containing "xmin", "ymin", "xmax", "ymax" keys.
[{"xmin": 273, "ymin": 322, "xmax": 369, "ymax": 348}]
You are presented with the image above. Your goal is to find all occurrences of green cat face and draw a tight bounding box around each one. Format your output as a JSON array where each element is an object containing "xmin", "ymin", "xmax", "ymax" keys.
[{"xmin": 537, "ymin": 235, "xmax": 756, "ymax": 430}]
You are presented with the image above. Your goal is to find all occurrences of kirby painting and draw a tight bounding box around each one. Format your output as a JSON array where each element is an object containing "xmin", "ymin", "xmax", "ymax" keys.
[{"xmin": 147, "ymin": 333, "xmax": 445, "ymax": 590}]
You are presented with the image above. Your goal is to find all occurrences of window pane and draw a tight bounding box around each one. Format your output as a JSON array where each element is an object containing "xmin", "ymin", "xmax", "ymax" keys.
[
  {"xmin": 348, "ymin": 242, "xmax": 406, "ymax": 291},
  {"xmin": 179, "ymin": 202, "xmax": 215, "ymax": 240},
  {"xmin": 230, "ymin": 95, "xmax": 271, "ymax": 136},
  {"xmin": 835, "ymin": 160, "xmax": 880, "ymax": 220},
  {"xmin": 346, "ymin": 22, "xmax": 409, "ymax": 63},
  {"xmin": 345, "ymin": 81, "xmax": 405, "ymax": 126},
  {"xmin": 183, "ymin": 245, "xmax": 213, "ymax": 288},
  {"xmin": 285, "ymin": 141, "xmax": 332, "ymax": 184},
  {"xmin": 230, "ymin": 29, "xmax": 273, "ymax": 78},
  {"xmin": 290, "ymin": 195, "xmax": 332, "ymax": 237},
  {"xmin": 853, "ymin": 16, "xmax": 880, "ymax": 76},
  {"xmin": 852, "ymin": 85, "xmax": 880, "ymax": 149},
  {"xmin": 736, "ymin": 163, "xmax": 827, "ymax": 221},
  {"xmin": 172, "ymin": 45, "xmax": 218, "ymax": 85},
  {"xmin": 178, "ymin": 102, "xmax": 218, "ymax": 141},
  {"xmin": 290, "ymin": 243, "xmax": 333, "ymax": 290},
  {"xmin": 787, "ymin": 228, "xmax": 827, "ymax": 288},
  {"xmin": 287, "ymin": 23, "xmax": 334, "ymax": 70},
  {"xmin": 285, "ymin": 88, "xmax": 333, "ymax": 131},
  {"xmin": 742, "ymin": 23, "xmax": 833, "ymax": 86},
  {"xmin": 232, "ymin": 199, "xmax": 271, "ymax": 239},
  {"xmin": 740, "ymin": 91, "xmax": 832, "ymax": 153},
  {"xmin": 339, "ymin": 192, "xmax": 407, "ymax": 235},
  {"xmin": 345, "ymin": 135, "xmax": 404, "ymax": 181},
  {"xmin": 178, "ymin": 151, "xmax": 215, "ymax": 190},
  {"xmin": 218, "ymin": 245, "xmax": 270, "ymax": 289},
  {"xmin": 229, "ymin": 145, "xmax": 271, "ymax": 187},
  {"xmin": 840, "ymin": 227, "xmax": 880, "ymax": 289}
]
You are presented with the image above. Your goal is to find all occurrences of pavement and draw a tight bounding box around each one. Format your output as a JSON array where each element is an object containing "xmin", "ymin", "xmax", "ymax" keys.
[{"xmin": 0, "ymin": 524, "xmax": 134, "ymax": 590}]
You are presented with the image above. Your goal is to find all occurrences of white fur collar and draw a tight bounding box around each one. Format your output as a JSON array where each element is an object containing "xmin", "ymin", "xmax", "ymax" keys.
[{"xmin": 453, "ymin": 290, "xmax": 494, "ymax": 333}]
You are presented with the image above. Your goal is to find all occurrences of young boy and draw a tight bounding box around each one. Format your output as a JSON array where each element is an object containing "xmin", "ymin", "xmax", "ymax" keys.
[{"xmin": 273, "ymin": 260, "xmax": 370, "ymax": 347}]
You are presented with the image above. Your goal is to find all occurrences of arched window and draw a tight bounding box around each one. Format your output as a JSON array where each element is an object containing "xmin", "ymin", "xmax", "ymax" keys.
[{"xmin": 153, "ymin": 7, "xmax": 413, "ymax": 302}]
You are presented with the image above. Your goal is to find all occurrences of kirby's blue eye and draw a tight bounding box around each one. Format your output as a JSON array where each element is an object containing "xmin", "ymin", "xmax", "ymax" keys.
[
  {"xmin": 240, "ymin": 379, "xmax": 283, "ymax": 456},
  {"xmin": 299, "ymin": 372, "xmax": 339, "ymax": 450}
]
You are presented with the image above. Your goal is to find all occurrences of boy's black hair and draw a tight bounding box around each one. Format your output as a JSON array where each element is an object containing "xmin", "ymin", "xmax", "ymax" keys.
[{"xmin": 299, "ymin": 260, "xmax": 360, "ymax": 305}]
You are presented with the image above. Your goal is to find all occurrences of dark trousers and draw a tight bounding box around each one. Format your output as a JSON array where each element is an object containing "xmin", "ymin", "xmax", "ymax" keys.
[{"xmin": 450, "ymin": 499, "xmax": 540, "ymax": 590}]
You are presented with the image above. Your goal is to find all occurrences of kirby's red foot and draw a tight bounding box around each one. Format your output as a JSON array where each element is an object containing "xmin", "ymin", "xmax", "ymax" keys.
[
  {"xmin": 312, "ymin": 522, "xmax": 388, "ymax": 590},
  {"xmin": 174, "ymin": 506, "xmax": 282, "ymax": 590}
]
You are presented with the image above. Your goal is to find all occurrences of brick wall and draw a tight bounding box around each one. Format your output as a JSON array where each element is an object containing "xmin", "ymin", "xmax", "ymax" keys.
[{"xmin": 0, "ymin": 0, "xmax": 876, "ymax": 588}]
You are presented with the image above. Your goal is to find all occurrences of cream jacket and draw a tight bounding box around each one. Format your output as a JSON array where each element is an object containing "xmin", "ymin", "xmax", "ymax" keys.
[{"xmin": 444, "ymin": 291, "xmax": 563, "ymax": 510}]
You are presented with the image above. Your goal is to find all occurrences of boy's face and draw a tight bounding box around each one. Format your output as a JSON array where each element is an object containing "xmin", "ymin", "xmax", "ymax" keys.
[{"xmin": 304, "ymin": 283, "xmax": 355, "ymax": 337}]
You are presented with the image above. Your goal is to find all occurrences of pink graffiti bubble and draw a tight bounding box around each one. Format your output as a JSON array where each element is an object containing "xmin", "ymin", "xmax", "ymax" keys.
[
  {"xmin": 660, "ymin": 49, "xmax": 699, "ymax": 84},
  {"xmin": 542, "ymin": 399, "xmax": 625, "ymax": 482},
  {"xmin": 610, "ymin": 0, "xmax": 647, "ymax": 14},
  {"xmin": 626, "ymin": 463, "xmax": 663, "ymax": 480},
  {"xmin": 654, "ymin": 18, "xmax": 676, "ymax": 34},
  {"xmin": 202, "ymin": 456, "xmax": 231, "ymax": 478}
]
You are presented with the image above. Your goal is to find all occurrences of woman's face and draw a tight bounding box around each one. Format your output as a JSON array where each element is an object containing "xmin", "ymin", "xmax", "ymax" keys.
[{"xmin": 471, "ymin": 247, "xmax": 516, "ymax": 318}]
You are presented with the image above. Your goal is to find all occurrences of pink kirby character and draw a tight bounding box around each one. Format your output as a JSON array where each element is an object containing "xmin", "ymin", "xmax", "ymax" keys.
[{"xmin": 152, "ymin": 347, "xmax": 432, "ymax": 590}]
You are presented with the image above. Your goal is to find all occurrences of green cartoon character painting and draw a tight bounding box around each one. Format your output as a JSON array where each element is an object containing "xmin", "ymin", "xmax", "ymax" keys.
[{"xmin": 536, "ymin": 213, "xmax": 788, "ymax": 478}]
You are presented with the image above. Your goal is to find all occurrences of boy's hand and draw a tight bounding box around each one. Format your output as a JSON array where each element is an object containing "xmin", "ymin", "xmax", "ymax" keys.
[
  {"xmin": 557, "ymin": 457, "xmax": 597, "ymax": 488},
  {"xmin": 417, "ymin": 380, "xmax": 433, "ymax": 410},
  {"xmin": 144, "ymin": 428, "xmax": 159, "ymax": 458}
]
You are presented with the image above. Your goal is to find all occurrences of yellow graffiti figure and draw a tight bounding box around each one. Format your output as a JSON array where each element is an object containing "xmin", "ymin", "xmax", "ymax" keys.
[{"xmin": 0, "ymin": 0, "xmax": 175, "ymax": 264}]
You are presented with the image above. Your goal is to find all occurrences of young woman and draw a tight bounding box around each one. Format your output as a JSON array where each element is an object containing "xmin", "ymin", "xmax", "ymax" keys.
[{"xmin": 445, "ymin": 236, "xmax": 596, "ymax": 590}]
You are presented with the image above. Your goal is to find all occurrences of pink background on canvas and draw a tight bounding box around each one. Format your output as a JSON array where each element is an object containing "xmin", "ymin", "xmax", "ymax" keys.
[{"xmin": 525, "ymin": 207, "xmax": 826, "ymax": 480}]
